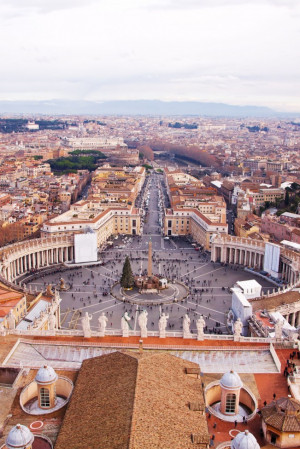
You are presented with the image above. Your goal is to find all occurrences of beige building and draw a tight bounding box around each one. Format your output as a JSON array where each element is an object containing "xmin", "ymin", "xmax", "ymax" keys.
[
  {"xmin": 164, "ymin": 169, "xmax": 228, "ymax": 250},
  {"xmin": 41, "ymin": 204, "xmax": 141, "ymax": 246},
  {"xmin": 164, "ymin": 208, "xmax": 227, "ymax": 250},
  {"xmin": 41, "ymin": 166, "xmax": 145, "ymax": 246},
  {"xmin": 91, "ymin": 165, "xmax": 145, "ymax": 206},
  {"xmin": 261, "ymin": 397, "xmax": 300, "ymax": 448}
]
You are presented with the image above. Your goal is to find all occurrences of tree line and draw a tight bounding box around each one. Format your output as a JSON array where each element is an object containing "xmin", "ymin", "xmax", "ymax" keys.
[{"xmin": 46, "ymin": 152, "xmax": 107, "ymax": 174}]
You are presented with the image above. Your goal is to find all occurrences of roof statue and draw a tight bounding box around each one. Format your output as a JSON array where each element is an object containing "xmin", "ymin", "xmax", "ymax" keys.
[
  {"xmin": 183, "ymin": 314, "xmax": 191, "ymax": 339},
  {"xmin": 81, "ymin": 312, "xmax": 92, "ymax": 338},
  {"xmin": 98, "ymin": 312, "xmax": 108, "ymax": 337},
  {"xmin": 196, "ymin": 315, "xmax": 205, "ymax": 341},
  {"xmin": 159, "ymin": 313, "xmax": 169, "ymax": 338},
  {"xmin": 46, "ymin": 284, "xmax": 54, "ymax": 296},
  {"xmin": 138, "ymin": 310, "xmax": 148, "ymax": 338},
  {"xmin": 234, "ymin": 317, "xmax": 243, "ymax": 341},
  {"xmin": 48, "ymin": 310, "xmax": 57, "ymax": 331},
  {"xmin": 121, "ymin": 312, "xmax": 131, "ymax": 337}
]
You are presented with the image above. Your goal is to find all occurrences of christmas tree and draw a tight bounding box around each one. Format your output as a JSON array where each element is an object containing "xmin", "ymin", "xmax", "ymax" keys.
[{"xmin": 120, "ymin": 256, "xmax": 134, "ymax": 289}]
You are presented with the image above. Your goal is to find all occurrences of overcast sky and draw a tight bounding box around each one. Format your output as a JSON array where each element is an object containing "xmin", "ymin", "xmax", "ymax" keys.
[{"xmin": 0, "ymin": 0, "xmax": 299, "ymax": 111}]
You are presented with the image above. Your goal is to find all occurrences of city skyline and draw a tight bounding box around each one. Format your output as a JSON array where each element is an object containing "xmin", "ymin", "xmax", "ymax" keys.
[{"xmin": 0, "ymin": 0, "xmax": 300, "ymax": 112}]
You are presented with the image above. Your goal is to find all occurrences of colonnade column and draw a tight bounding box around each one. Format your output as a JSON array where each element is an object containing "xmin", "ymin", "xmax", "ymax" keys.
[
  {"xmin": 211, "ymin": 245, "xmax": 216, "ymax": 262},
  {"xmin": 296, "ymin": 311, "xmax": 300, "ymax": 328}
]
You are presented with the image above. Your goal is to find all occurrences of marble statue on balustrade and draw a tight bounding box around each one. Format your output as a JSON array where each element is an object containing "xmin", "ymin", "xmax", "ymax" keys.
[
  {"xmin": 48, "ymin": 310, "xmax": 57, "ymax": 331},
  {"xmin": 183, "ymin": 314, "xmax": 191, "ymax": 339},
  {"xmin": 46, "ymin": 284, "xmax": 54, "ymax": 296},
  {"xmin": 81, "ymin": 312, "xmax": 92, "ymax": 338},
  {"xmin": 274, "ymin": 319, "xmax": 283, "ymax": 341},
  {"xmin": 196, "ymin": 315, "xmax": 206, "ymax": 341},
  {"xmin": 32, "ymin": 317, "xmax": 39, "ymax": 329},
  {"xmin": 233, "ymin": 317, "xmax": 243, "ymax": 341},
  {"xmin": 159, "ymin": 313, "xmax": 169, "ymax": 338},
  {"xmin": 98, "ymin": 312, "xmax": 108, "ymax": 337},
  {"xmin": 7, "ymin": 310, "xmax": 16, "ymax": 330},
  {"xmin": 55, "ymin": 289, "xmax": 61, "ymax": 304},
  {"xmin": 121, "ymin": 312, "xmax": 131, "ymax": 337},
  {"xmin": 138, "ymin": 310, "xmax": 148, "ymax": 338}
]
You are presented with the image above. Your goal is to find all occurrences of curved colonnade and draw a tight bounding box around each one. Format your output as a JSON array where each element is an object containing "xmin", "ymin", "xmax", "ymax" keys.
[
  {"xmin": 211, "ymin": 234, "xmax": 300, "ymax": 285},
  {"xmin": 0, "ymin": 233, "xmax": 299, "ymax": 303},
  {"xmin": 0, "ymin": 235, "xmax": 74, "ymax": 284}
]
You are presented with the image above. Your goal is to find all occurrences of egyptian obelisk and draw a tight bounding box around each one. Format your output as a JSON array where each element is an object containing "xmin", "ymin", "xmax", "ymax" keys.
[{"xmin": 148, "ymin": 238, "xmax": 152, "ymax": 277}]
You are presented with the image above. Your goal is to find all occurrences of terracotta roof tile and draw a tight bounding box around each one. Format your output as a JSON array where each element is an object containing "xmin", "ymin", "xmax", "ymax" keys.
[
  {"xmin": 261, "ymin": 398, "xmax": 300, "ymax": 432},
  {"xmin": 54, "ymin": 351, "xmax": 209, "ymax": 449}
]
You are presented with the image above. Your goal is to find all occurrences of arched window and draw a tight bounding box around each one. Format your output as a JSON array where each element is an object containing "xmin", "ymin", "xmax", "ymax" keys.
[
  {"xmin": 225, "ymin": 393, "xmax": 236, "ymax": 414},
  {"xmin": 40, "ymin": 387, "xmax": 50, "ymax": 407}
]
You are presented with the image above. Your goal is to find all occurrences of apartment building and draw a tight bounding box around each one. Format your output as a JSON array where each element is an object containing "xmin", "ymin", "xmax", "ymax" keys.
[
  {"xmin": 164, "ymin": 169, "xmax": 228, "ymax": 250},
  {"xmin": 91, "ymin": 165, "xmax": 145, "ymax": 206},
  {"xmin": 41, "ymin": 204, "xmax": 141, "ymax": 246},
  {"xmin": 41, "ymin": 166, "xmax": 145, "ymax": 246},
  {"xmin": 0, "ymin": 285, "xmax": 27, "ymax": 329},
  {"xmin": 164, "ymin": 208, "xmax": 227, "ymax": 250}
]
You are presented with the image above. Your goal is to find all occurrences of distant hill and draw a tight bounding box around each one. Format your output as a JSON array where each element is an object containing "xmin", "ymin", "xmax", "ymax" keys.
[{"xmin": 0, "ymin": 99, "xmax": 295, "ymax": 117}]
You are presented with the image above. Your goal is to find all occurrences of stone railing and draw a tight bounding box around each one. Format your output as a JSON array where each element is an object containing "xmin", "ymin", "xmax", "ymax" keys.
[
  {"xmin": 248, "ymin": 275, "xmax": 300, "ymax": 304},
  {"xmin": 6, "ymin": 327, "xmax": 276, "ymax": 344},
  {"xmin": 215, "ymin": 234, "xmax": 266, "ymax": 249}
]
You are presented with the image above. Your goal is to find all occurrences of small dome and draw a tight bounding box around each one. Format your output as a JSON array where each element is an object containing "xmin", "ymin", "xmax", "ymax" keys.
[
  {"xmin": 35, "ymin": 365, "xmax": 58, "ymax": 385},
  {"xmin": 220, "ymin": 370, "xmax": 243, "ymax": 389},
  {"xmin": 232, "ymin": 430, "xmax": 260, "ymax": 449},
  {"xmin": 6, "ymin": 424, "xmax": 34, "ymax": 449}
]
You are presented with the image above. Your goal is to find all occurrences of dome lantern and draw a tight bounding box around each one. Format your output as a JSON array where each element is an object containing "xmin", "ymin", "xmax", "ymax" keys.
[
  {"xmin": 231, "ymin": 430, "xmax": 260, "ymax": 449},
  {"xmin": 35, "ymin": 365, "xmax": 58, "ymax": 386},
  {"xmin": 220, "ymin": 370, "xmax": 243, "ymax": 415},
  {"xmin": 5, "ymin": 423, "xmax": 34, "ymax": 449},
  {"xmin": 35, "ymin": 365, "xmax": 58, "ymax": 409}
]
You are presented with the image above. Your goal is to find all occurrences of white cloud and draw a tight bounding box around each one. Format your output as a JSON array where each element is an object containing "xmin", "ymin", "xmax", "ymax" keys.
[
  {"xmin": 0, "ymin": 0, "xmax": 299, "ymax": 111},
  {"xmin": 0, "ymin": 0, "xmax": 99, "ymax": 14}
]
